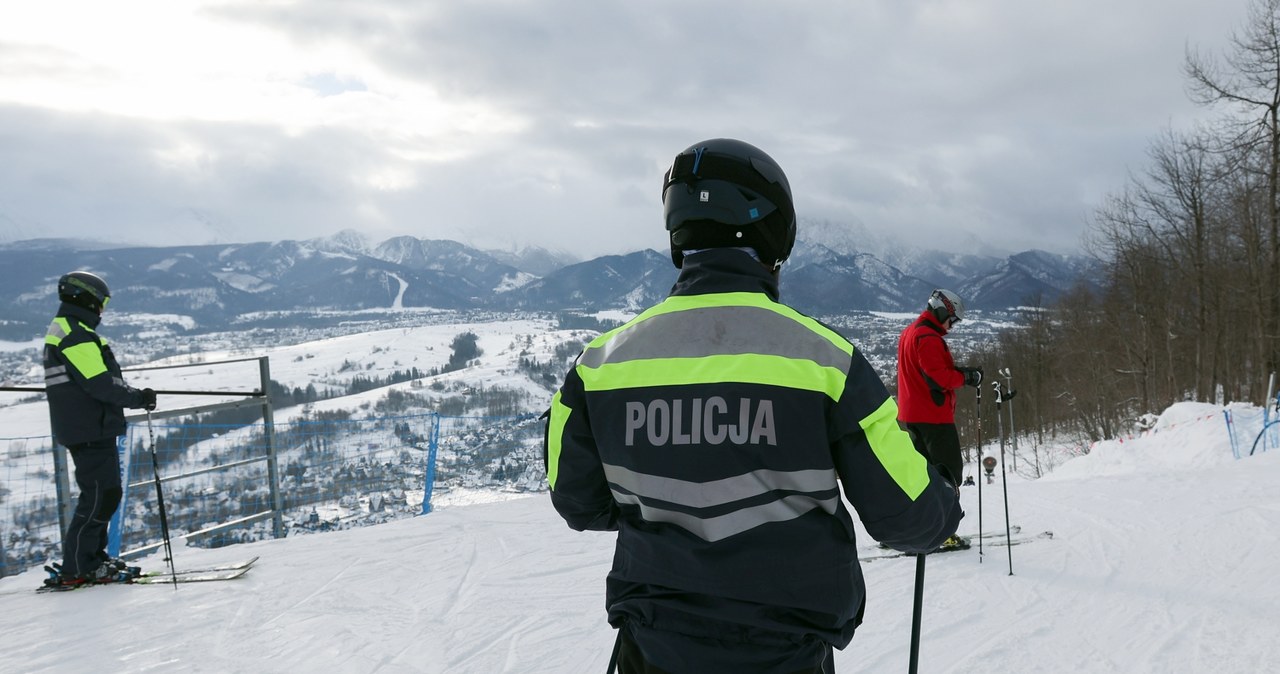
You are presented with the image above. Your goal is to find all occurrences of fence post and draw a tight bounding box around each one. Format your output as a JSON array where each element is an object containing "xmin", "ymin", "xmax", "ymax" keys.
[
  {"xmin": 259, "ymin": 356, "xmax": 285, "ymax": 538},
  {"xmin": 421, "ymin": 413, "xmax": 441, "ymax": 514},
  {"xmin": 1266, "ymin": 372, "xmax": 1276, "ymax": 412},
  {"xmin": 1224, "ymin": 410, "xmax": 1240, "ymax": 460},
  {"xmin": 1266, "ymin": 372, "xmax": 1277, "ymax": 454}
]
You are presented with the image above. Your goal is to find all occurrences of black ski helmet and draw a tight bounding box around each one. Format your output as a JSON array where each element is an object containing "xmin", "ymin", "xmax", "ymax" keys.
[
  {"xmin": 927, "ymin": 288, "xmax": 965, "ymax": 324},
  {"xmin": 661, "ymin": 138, "xmax": 796, "ymax": 269},
  {"xmin": 58, "ymin": 271, "xmax": 111, "ymax": 311}
]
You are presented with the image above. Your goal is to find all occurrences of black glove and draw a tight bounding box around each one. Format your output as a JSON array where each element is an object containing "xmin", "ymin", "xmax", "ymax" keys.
[
  {"xmin": 959, "ymin": 367, "xmax": 983, "ymax": 388},
  {"xmin": 140, "ymin": 388, "xmax": 157, "ymax": 411}
]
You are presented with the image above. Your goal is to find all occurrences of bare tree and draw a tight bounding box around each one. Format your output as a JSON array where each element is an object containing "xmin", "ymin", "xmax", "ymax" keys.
[
  {"xmin": 963, "ymin": 2, "xmax": 1280, "ymax": 455},
  {"xmin": 1186, "ymin": 0, "xmax": 1280, "ymax": 378}
]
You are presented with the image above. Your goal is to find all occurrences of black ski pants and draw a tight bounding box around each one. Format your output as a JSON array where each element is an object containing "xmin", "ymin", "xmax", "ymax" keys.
[
  {"xmin": 615, "ymin": 622, "xmax": 835, "ymax": 674},
  {"xmin": 903, "ymin": 422, "xmax": 963, "ymax": 489},
  {"xmin": 62, "ymin": 438, "xmax": 123, "ymax": 577}
]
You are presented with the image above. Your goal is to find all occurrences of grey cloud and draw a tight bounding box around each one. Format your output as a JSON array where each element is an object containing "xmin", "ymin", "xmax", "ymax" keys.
[{"xmin": 0, "ymin": 0, "xmax": 1241, "ymax": 258}]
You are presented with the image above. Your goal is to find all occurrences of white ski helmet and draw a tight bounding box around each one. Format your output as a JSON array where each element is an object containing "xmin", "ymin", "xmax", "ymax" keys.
[{"xmin": 927, "ymin": 289, "xmax": 965, "ymax": 324}]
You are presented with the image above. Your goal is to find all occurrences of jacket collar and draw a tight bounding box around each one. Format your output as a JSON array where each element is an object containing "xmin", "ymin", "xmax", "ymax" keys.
[
  {"xmin": 58, "ymin": 302, "xmax": 102, "ymax": 329},
  {"xmin": 916, "ymin": 309, "xmax": 948, "ymax": 335},
  {"xmin": 669, "ymin": 248, "xmax": 780, "ymax": 301}
]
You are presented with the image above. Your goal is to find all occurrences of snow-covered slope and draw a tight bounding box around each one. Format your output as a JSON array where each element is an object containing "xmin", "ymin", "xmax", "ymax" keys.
[{"xmin": 1, "ymin": 402, "xmax": 1276, "ymax": 672}]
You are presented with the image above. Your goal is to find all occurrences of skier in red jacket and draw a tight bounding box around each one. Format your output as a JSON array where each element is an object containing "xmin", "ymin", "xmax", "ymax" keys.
[{"xmin": 896, "ymin": 289, "xmax": 982, "ymax": 549}]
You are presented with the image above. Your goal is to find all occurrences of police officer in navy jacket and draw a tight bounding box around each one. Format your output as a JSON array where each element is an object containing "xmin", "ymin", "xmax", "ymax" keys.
[
  {"xmin": 546, "ymin": 139, "xmax": 962, "ymax": 673},
  {"xmin": 44, "ymin": 271, "xmax": 155, "ymax": 585}
]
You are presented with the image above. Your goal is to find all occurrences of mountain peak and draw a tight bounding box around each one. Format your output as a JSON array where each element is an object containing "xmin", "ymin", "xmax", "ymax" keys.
[{"xmin": 310, "ymin": 229, "xmax": 372, "ymax": 255}]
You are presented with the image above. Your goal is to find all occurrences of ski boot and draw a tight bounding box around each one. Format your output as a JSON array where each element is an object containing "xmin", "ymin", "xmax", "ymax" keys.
[
  {"xmin": 103, "ymin": 557, "xmax": 143, "ymax": 580},
  {"xmin": 935, "ymin": 534, "xmax": 972, "ymax": 552},
  {"xmin": 42, "ymin": 559, "xmax": 137, "ymax": 590}
]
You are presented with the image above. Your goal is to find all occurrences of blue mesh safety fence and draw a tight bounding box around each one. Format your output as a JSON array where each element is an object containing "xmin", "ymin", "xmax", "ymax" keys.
[{"xmin": 1223, "ymin": 406, "xmax": 1268, "ymax": 459}]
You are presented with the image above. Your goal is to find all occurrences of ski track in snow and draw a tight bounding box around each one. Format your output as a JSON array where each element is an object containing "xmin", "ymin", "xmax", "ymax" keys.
[{"xmin": 2, "ymin": 403, "xmax": 1279, "ymax": 672}]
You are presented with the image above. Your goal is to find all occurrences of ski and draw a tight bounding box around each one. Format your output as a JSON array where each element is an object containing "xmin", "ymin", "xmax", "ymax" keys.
[
  {"xmin": 859, "ymin": 531, "xmax": 1053, "ymax": 562},
  {"xmin": 133, "ymin": 567, "xmax": 251, "ymax": 584},
  {"xmin": 138, "ymin": 556, "xmax": 259, "ymax": 579},
  {"xmin": 34, "ymin": 557, "xmax": 258, "ymax": 593},
  {"xmin": 968, "ymin": 525, "xmax": 1023, "ymax": 539},
  {"xmin": 863, "ymin": 526, "xmax": 1023, "ymax": 552},
  {"xmin": 986, "ymin": 530, "xmax": 1052, "ymax": 546}
]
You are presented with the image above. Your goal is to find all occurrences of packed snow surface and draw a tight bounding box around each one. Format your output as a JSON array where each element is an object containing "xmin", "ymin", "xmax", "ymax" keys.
[{"xmin": 1, "ymin": 402, "xmax": 1277, "ymax": 673}]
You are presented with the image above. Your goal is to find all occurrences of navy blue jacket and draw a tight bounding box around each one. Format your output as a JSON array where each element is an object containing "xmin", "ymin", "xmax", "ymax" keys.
[
  {"xmin": 43, "ymin": 302, "xmax": 145, "ymax": 446},
  {"xmin": 545, "ymin": 249, "xmax": 962, "ymax": 650}
]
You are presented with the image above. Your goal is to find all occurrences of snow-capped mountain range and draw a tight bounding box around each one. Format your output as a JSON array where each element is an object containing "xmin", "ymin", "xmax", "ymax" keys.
[{"xmin": 0, "ymin": 229, "xmax": 1097, "ymax": 339}]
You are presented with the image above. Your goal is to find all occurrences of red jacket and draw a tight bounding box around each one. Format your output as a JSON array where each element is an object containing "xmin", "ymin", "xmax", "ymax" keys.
[{"xmin": 896, "ymin": 310, "xmax": 964, "ymax": 424}]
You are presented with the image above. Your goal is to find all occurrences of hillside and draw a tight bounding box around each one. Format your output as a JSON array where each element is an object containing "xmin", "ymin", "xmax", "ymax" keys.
[
  {"xmin": 0, "ymin": 402, "xmax": 1275, "ymax": 672},
  {"xmin": 0, "ymin": 316, "xmax": 595, "ymax": 438}
]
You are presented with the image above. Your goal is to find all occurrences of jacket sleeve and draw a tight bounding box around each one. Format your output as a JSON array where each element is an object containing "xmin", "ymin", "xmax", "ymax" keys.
[
  {"xmin": 832, "ymin": 355, "xmax": 962, "ymax": 553},
  {"xmin": 544, "ymin": 365, "xmax": 619, "ymax": 532},
  {"xmin": 915, "ymin": 333, "xmax": 965, "ymax": 392},
  {"xmin": 57, "ymin": 333, "xmax": 145, "ymax": 409}
]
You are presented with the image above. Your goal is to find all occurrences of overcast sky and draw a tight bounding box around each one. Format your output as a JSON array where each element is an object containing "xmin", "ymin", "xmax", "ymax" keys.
[{"xmin": 0, "ymin": 0, "xmax": 1241, "ymax": 259}]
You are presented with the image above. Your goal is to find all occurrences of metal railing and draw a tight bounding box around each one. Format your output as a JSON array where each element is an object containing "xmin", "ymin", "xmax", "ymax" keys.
[{"xmin": 1, "ymin": 356, "xmax": 546, "ymax": 577}]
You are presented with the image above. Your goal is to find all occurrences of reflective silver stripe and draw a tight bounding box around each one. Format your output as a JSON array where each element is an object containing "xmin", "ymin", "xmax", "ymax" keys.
[
  {"xmin": 111, "ymin": 376, "xmax": 126, "ymax": 387},
  {"xmin": 603, "ymin": 463, "xmax": 836, "ymax": 509},
  {"xmin": 45, "ymin": 361, "xmax": 69, "ymax": 385},
  {"xmin": 46, "ymin": 319, "xmax": 69, "ymax": 341},
  {"xmin": 579, "ymin": 305, "xmax": 850, "ymax": 371},
  {"xmin": 610, "ymin": 490, "xmax": 839, "ymax": 543}
]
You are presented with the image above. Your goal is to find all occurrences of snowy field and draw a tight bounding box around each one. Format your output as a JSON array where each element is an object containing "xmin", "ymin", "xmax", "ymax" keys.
[
  {"xmin": 0, "ymin": 402, "xmax": 1276, "ymax": 673},
  {"xmin": 1, "ymin": 317, "xmax": 584, "ymax": 434}
]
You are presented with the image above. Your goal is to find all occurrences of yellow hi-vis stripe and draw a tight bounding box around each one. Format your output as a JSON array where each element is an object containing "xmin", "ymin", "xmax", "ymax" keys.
[
  {"xmin": 861, "ymin": 397, "xmax": 929, "ymax": 500},
  {"xmin": 45, "ymin": 317, "xmax": 71, "ymax": 345},
  {"xmin": 546, "ymin": 391, "xmax": 570, "ymax": 490},
  {"xmin": 577, "ymin": 353, "xmax": 847, "ymax": 401},
  {"xmin": 61, "ymin": 342, "xmax": 109, "ymax": 380}
]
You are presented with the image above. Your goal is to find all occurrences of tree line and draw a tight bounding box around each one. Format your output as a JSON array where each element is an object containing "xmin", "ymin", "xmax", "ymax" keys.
[{"xmin": 973, "ymin": 0, "xmax": 1280, "ymax": 444}]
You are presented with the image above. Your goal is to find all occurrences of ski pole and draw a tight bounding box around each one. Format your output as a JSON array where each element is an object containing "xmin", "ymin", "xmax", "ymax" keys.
[
  {"xmin": 605, "ymin": 628, "xmax": 622, "ymax": 674},
  {"xmin": 146, "ymin": 410, "xmax": 179, "ymax": 589},
  {"xmin": 1001, "ymin": 368, "xmax": 1018, "ymax": 473},
  {"xmin": 992, "ymin": 382, "xmax": 1015, "ymax": 576},
  {"xmin": 908, "ymin": 553, "xmax": 926, "ymax": 674},
  {"xmin": 976, "ymin": 384, "xmax": 984, "ymax": 563}
]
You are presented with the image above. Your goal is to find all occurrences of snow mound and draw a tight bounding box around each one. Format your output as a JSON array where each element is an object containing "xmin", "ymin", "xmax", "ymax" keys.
[{"xmin": 1044, "ymin": 402, "xmax": 1236, "ymax": 480}]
